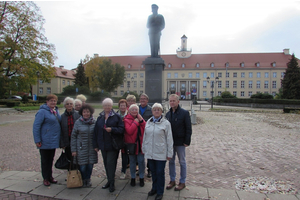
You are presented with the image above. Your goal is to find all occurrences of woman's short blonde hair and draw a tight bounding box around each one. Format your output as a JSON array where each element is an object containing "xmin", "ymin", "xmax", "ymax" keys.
[
  {"xmin": 126, "ymin": 94, "xmax": 136, "ymax": 101},
  {"xmin": 152, "ymin": 103, "xmax": 163, "ymax": 111},
  {"xmin": 102, "ymin": 98, "xmax": 113, "ymax": 106},
  {"xmin": 129, "ymin": 104, "xmax": 139, "ymax": 112},
  {"xmin": 76, "ymin": 94, "xmax": 87, "ymax": 102},
  {"xmin": 63, "ymin": 97, "xmax": 75, "ymax": 107}
]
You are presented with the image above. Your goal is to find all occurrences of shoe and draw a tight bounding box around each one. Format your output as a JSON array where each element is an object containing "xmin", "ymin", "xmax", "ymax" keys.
[
  {"xmin": 49, "ymin": 177, "xmax": 57, "ymax": 184},
  {"xmin": 139, "ymin": 178, "xmax": 144, "ymax": 187},
  {"xmin": 148, "ymin": 189, "xmax": 157, "ymax": 196},
  {"xmin": 82, "ymin": 179, "xmax": 87, "ymax": 188},
  {"xmin": 166, "ymin": 181, "xmax": 176, "ymax": 190},
  {"xmin": 130, "ymin": 178, "xmax": 136, "ymax": 186},
  {"xmin": 102, "ymin": 182, "xmax": 110, "ymax": 189},
  {"xmin": 147, "ymin": 170, "xmax": 152, "ymax": 178},
  {"xmin": 120, "ymin": 172, "xmax": 126, "ymax": 180},
  {"xmin": 109, "ymin": 183, "xmax": 115, "ymax": 193},
  {"xmin": 155, "ymin": 194, "xmax": 163, "ymax": 200},
  {"xmin": 86, "ymin": 179, "xmax": 92, "ymax": 187},
  {"xmin": 43, "ymin": 179, "xmax": 50, "ymax": 186},
  {"xmin": 175, "ymin": 183, "xmax": 186, "ymax": 191}
]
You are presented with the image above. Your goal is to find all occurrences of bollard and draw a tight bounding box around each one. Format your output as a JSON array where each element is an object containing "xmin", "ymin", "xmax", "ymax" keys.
[{"xmin": 191, "ymin": 109, "xmax": 197, "ymax": 125}]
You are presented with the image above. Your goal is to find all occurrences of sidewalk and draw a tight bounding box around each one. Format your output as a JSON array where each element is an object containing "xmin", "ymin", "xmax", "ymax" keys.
[{"xmin": 0, "ymin": 171, "xmax": 298, "ymax": 200}]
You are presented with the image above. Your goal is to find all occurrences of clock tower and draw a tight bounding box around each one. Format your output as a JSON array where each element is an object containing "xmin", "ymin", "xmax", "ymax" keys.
[{"xmin": 176, "ymin": 35, "xmax": 192, "ymax": 58}]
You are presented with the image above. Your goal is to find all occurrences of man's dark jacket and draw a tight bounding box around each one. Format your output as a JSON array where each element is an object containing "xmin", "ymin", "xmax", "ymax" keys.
[
  {"xmin": 139, "ymin": 104, "xmax": 152, "ymax": 121},
  {"xmin": 166, "ymin": 105, "xmax": 192, "ymax": 146}
]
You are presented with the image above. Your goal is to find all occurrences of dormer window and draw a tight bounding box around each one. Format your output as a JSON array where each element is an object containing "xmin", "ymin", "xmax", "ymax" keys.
[
  {"xmin": 272, "ymin": 62, "xmax": 276, "ymax": 67},
  {"xmin": 240, "ymin": 62, "xmax": 245, "ymax": 67},
  {"xmin": 128, "ymin": 64, "xmax": 131, "ymax": 69},
  {"xmin": 256, "ymin": 62, "xmax": 260, "ymax": 67},
  {"xmin": 225, "ymin": 62, "xmax": 229, "ymax": 68},
  {"xmin": 141, "ymin": 65, "xmax": 144, "ymax": 68},
  {"xmin": 196, "ymin": 63, "xmax": 200, "ymax": 68},
  {"xmin": 210, "ymin": 62, "xmax": 214, "ymax": 68},
  {"xmin": 168, "ymin": 63, "xmax": 172, "ymax": 68},
  {"xmin": 182, "ymin": 63, "xmax": 185, "ymax": 68}
]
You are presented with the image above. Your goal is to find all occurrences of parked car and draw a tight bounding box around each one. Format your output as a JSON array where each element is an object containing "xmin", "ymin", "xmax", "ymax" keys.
[{"xmin": 7, "ymin": 95, "xmax": 22, "ymax": 100}]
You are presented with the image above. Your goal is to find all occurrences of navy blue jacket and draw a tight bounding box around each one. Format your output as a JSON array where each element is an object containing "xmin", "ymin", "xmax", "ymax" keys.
[
  {"xmin": 165, "ymin": 105, "xmax": 192, "ymax": 146},
  {"xmin": 93, "ymin": 110, "xmax": 124, "ymax": 151}
]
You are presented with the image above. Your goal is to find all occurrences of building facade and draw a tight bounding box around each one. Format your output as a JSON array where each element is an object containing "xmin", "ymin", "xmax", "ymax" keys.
[{"xmin": 106, "ymin": 36, "xmax": 294, "ymax": 100}]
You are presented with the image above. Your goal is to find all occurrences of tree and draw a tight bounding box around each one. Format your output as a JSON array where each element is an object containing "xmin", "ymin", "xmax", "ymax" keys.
[
  {"xmin": 0, "ymin": 2, "xmax": 56, "ymax": 97},
  {"xmin": 281, "ymin": 54, "xmax": 300, "ymax": 99},
  {"xmin": 74, "ymin": 60, "xmax": 87, "ymax": 86},
  {"xmin": 85, "ymin": 56, "xmax": 103, "ymax": 92}
]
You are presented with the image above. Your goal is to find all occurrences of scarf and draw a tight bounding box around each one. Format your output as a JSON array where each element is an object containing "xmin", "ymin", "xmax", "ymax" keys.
[
  {"xmin": 80, "ymin": 116, "xmax": 94, "ymax": 125},
  {"xmin": 66, "ymin": 110, "xmax": 74, "ymax": 137},
  {"xmin": 152, "ymin": 115, "xmax": 162, "ymax": 123},
  {"xmin": 49, "ymin": 107, "xmax": 57, "ymax": 116}
]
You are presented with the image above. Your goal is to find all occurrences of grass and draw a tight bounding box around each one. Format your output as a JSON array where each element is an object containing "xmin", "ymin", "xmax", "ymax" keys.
[{"xmin": 13, "ymin": 104, "xmax": 118, "ymax": 111}]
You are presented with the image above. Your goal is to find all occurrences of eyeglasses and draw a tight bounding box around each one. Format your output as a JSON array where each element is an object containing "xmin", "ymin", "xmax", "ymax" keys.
[
  {"xmin": 75, "ymin": 104, "xmax": 81, "ymax": 107},
  {"xmin": 66, "ymin": 103, "xmax": 73, "ymax": 105}
]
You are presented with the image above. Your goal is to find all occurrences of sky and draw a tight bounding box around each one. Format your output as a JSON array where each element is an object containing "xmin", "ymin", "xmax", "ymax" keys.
[{"xmin": 35, "ymin": 0, "xmax": 300, "ymax": 70}]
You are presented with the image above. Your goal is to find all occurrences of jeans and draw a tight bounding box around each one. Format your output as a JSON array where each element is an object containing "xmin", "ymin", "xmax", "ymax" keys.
[
  {"xmin": 121, "ymin": 151, "xmax": 129, "ymax": 173},
  {"xmin": 101, "ymin": 150, "xmax": 119, "ymax": 184},
  {"xmin": 129, "ymin": 153, "xmax": 145, "ymax": 178},
  {"xmin": 148, "ymin": 159, "xmax": 166, "ymax": 195},
  {"xmin": 39, "ymin": 149, "xmax": 56, "ymax": 180},
  {"xmin": 79, "ymin": 164, "xmax": 93, "ymax": 180},
  {"xmin": 169, "ymin": 146, "xmax": 186, "ymax": 183}
]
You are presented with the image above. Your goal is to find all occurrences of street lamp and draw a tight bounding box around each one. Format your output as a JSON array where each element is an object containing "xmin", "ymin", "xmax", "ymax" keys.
[
  {"xmin": 215, "ymin": 77, "xmax": 219, "ymax": 97},
  {"xmin": 36, "ymin": 71, "xmax": 40, "ymax": 101},
  {"xmin": 206, "ymin": 76, "xmax": 218, "ymax": 109}
]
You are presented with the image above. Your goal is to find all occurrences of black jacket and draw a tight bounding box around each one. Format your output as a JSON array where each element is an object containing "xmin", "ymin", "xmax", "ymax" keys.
[
  {"xmin": 166, "ymin": 105, "xmax": 192, "ymax": 146},
  {"xmin": 139, "ymin": 104, "xmax": 152, "ymax": 121},
  {"xmin": 60, "ymin": 109, "xmax": 80, "ymax": 148},
  {"xmin": 93, "ymin": 110, "xmax": 124, "ymax": 151}
]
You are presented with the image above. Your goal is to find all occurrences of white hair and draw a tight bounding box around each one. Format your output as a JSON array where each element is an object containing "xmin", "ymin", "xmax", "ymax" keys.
[
  {"xmin": 152, "ymin": 103, "xmax": 163, "ymax": 111},
  {"xmin": 74, "ymin": 99, "xmax": 82, "ymax": 105},
  {"xmin": 102, "ymin": 98, "xmax": 113, "ymax": 106},
  {"xmin": 129, "ymin": 104, "xmax": 139, "ymax": 112},
  {"xmin": 63, "ymin": 97, "xmax": 75, "ymax": 107}
]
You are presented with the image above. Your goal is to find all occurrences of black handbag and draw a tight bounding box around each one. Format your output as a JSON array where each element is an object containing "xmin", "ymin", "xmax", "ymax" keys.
[
  {"xmin": 110, "ymin": 133, "xmax": 125, "ymax": 150},
  {"xmin": 55, "ymin": 150, "xmax": 70, "ymax": 170},
  {"xmin": 126, "ymin": 143, "xmax": 136, "ymax": 155}
]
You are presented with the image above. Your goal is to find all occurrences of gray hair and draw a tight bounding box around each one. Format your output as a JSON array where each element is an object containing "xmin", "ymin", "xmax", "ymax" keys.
[
  {"xmin": 152, "ymin": 103, "xmax": 163, "ymax": 111},
  {"xmin": 140, "ymin": 93, "xmax": 149, "ymax": 100},
  {"xmin": 102, "ymin": 98, "xmax": 113, "ymax": 106},
  {"xmin": 74, "ymin": 99, "xmax": 82, "ymax": 105},
  {"xmin": 63, "ymin": 97, "xmax": 75, "ymax": 107},
  {"xmin": 169, "ymin": 94, "xmax": 180, "ymax": 101},
  {"xmin": 129, "ymin": 104, "xmax": 139, "ymax": 112}
]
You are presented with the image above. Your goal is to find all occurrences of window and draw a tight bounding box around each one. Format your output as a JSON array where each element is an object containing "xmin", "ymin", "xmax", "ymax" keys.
[
  {"xmin": 218, "ymin": 81, "xmax": 222, "ymax": 88},
  {"xmin": 62, "ymin": 80, "xmax": 65, "ymax": 85},
  {"xmin": 140, "ymin": 81, "xmax": 144, "ymax": 88},
  {"xmin": 264, "ymin": 81, "xmax": 269, "ymax": 89},
  {"xmin": 140, "ymin": 73, "xmax": 144, "ymax": 78},
  {"xmin": 226, "ymin": 81, "xmax": 229, "ymax": 88},
  {"xmin": 257, "ymin": 72, "xmax": 261, "ymax": 78},
  {"xmin": 120, "ymin": 91, "xmax": 124, "ymax": 95},
  {"xmin": 210, "ymin": 63, "xmax": 214, "ymax": 67},
  {"xmin": 134, "ymin": 73, "xmax": 137, "ymax": 78},
  {"xmin": 218, "ymin": 72, "xmax": 222, "ymax": 78},
  {"xmin": 249, "ymin": 72, "xmax": 253, "ymax": 78},
  {"xmin": 203, "ymin": 91, "xmax": 207, "ymax": 97},
  {"xmin": 256, "ymin": 62, "xmax": 260, "ymax": 67},
  {"xmin": 196, "ymin": 63, "xmax": 200, "ymax": 68},
  {"xmin": 248, "ymin": 91, "xmax": 252, "ymax": 97},
  {"xmin": 272, "ymin": 62, "xmax": 276, "ymax": 67},
  {"xmin": 39, "ymin": 80, "xmax": 43, "ymax": 84},
  {"xmin": 39, "ymin": 87, "xmax": 43, "ymax": 94},
  {"xmin": 272, "ymin": 81, "xmax": 276, "ymax": 89},
  {"xmin": 203, "ymin": 72, "xmax": 207, "ymax": 78},
  {"xmin": 182, "ymin": 63, "xmax": 185, "ymax": 68},
  {"xmin": 189, "ymin": 73, "xmax": 192, "ymax": 78},
  {"xmin": 264, "ymin": 72, "xmax": 269, "ymax": 78},
  {"xmin": 120, "ymin": 84, "xmax": 124, "ymax": 88},
  {"xmin": 203, "ymin": 81, "xmax": 207, "ymax": 88},
  {"xmin": 128, "ymin": 64, "xmax": 131, "ymax": 69},
  {"xmin": 249, "ymin": 81, "xmax": 253, "ymax": 88},
  {"xmin": 218, "ymin": 91, "xmax": 221, "ymax": 96},
  {"xmin": 67, "ymin": 81, "xmax": 70, "ymax": 85},
  {"xmin": 140, "ymin": 90, "xmax": 143, "ymax": 94},
  {"xmin": 241, "ymin": 72, "xmax": 245, "ymax": 78},
  {"xmin": 114, "ymin": 91, "xmax": 117, "ymax": 95},
  {"xmin": 168, "ymin": 63, "xmax": 172, "ymax": 68},
  {"xmin": 256, "ymin": 81, "xmax": 261, "ymax": 89},
  {"xmin": 133, "ymin": 81, "xmax": 137, "ymax": 88},
  {"xmin": 226, "ymin": 72, "xmax": 229, "ymax": 78},
  {"xmin": 72, "ymin": 82, "xmax": 75, "ymax": 86},
  {"xmin": 47, "ymin": 87, "xmax": 51, "ymax": 94},
  {"xmin": 273, "ymin": 72, "xmax": 277, "ymax": 78},
  {"xmin": 127, "ymin": 73, "xmax": 130, "ymax": 78},
  {"xmin": 272, "ymin": 92, "xmax": 276, "ymax": 96},
  {"xmin": 233, "ymin": 72, "xmax": 237, "ymax": 78},
  {"xmin": 233, "ymin": 91, "xmax": 237, "ymax": 96},
  {"xmin": 167, "ymin": 73, "xmax": 171, "ymax": 78},
  {"xmin": 241, "ymin": 91, "xmax": 245, "ymax": 97},
  {"xmin": 196, "ymin": 73, "xmax": 199, "ymax": 78},
  {"xmin": 281, "ymin": 72, "xmax": 285, "ymax": 78},
  {"xmin": 210, "ymin": 72, "xmax": 214, "ymax": 78},
  {"xmin": 240, "ymin": 62, "xmax": 245, "ymax": 67},
  {"xmin": 174, "ymin": 73, "xmax": 178, "ymax": 78},
  {"xmin": 233, "ymin": 81, "xmax": 237, "ymax": 88},
  {"xmin": 241, "ymin": 81, "xmax": 245, "ymax": 88},
  {"xmin": 127, "ymin": 81, "xmax": 130, "ymax": 88}
]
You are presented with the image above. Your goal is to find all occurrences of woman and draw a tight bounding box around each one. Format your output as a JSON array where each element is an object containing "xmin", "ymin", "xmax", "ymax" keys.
[
  {"xmin": 93, "ymin": 98, "xmax": 124, "ymax": 193},
  {"xmin": 124, "ymin": 104, "xmax": 146, "ymax": 187},
  {"xmin": 142, "ymin": 103, "xmax": 173, "ymax": 200},
  {"xmin": 74, "ymin": 99, "xmax": 82, "ymax": 112},
  {"xmin": 71, "ymin": 104, "xmax": 98, "ymax": 187},
  {"xmin": 60, "ymin": 97, "xmax": 80, "ymax": 164},
  {"xmin": 76, "ymin": 94, "xmax": 87, "ymax": 105},
  {"xmin": 33, "ymin": 94, "xmax": 61, "ymax": 186},
  {"xmin": 126, "ymin": 94, "xmax": 136, "ymax": 109},
  {"xmin": 116, "ymin": 99, "xmax": 129, "ymax": 180}
]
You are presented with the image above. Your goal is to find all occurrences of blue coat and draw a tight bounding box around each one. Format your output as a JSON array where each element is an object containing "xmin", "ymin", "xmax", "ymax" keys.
[{"xmin": 33, "ymin": 104, "xmax": 61, "ymax": 149}]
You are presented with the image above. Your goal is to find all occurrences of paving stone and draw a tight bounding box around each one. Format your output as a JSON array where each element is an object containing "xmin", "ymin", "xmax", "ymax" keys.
[
  {"xmin": 208, "ymin": 188, "xmax": 239, "ymax": 200},
  {"xmin": 0, "ymin": 179, "xmax": 18, "ymax": 189},
  {"xmin": 5, "ymin": 171, "xmax": 40, "ymax": 181},
  {"xmin": 266, "ymin": 193, "xmax": 299, "ymax": 200},
  {"xmin": 179, "ymin": 186, "xmax": 208, "ymax": 199},
  {"xmin": 29, "ymin": 184, "xmax": 66, "ymax": 198},
  {"xmin": 236, "ymin": 190, "xmax": 267, "ymax": 200},
  {"xmin": 4, "ymin": 180, "xmax": 41, "ymax": 193},
  {"xmin": 0, "ymin": 171, "xmax": 20, "ymax": 179},
  {"xmin": 54, "ymin": 187, "xmax": 93, "ymax": 200}
]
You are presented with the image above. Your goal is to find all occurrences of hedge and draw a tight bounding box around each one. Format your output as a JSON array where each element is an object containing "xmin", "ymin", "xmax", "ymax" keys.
[{"xmin": 214, "ymin": 98, "xmax": 300, "ymax": 105}]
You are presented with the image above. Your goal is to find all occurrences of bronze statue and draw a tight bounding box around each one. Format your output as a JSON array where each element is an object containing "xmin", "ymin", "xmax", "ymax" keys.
[{"xmin": 147, "ymin": 4, "xmax": 165, "ymax": 58}]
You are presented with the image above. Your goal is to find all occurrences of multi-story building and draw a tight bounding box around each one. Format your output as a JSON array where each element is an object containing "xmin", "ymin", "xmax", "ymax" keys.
[
  {"xmin": 32, "ymin": 66, "xmax": 76, "ymax": 96},
  {"xmin": 106, "ymin": 35, "xmax": 295, "ymax": 99}
]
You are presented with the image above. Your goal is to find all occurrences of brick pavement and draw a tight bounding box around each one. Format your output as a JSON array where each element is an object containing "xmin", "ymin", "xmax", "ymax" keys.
[{"xmin": 0, "ymin": 105, "xmax": 300, "ymax": 199}]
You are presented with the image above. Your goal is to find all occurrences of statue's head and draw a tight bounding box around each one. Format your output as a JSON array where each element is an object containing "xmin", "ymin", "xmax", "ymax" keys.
[{"xmin": 151, "ymin": 4, "xmax": 158, "ymax": 13}]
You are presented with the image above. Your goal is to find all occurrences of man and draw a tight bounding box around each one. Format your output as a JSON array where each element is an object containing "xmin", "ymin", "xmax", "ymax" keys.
[
  {"xmin": 165, "ymin": 94, "xmax": 192, "ymax": 191},
  {"xmin": 139, "ymin": 93, "xmax": 152, "ymax": 177},
  {"xmin": 147, "ymin": 4, "xmax": 165, "ymax": 58}
]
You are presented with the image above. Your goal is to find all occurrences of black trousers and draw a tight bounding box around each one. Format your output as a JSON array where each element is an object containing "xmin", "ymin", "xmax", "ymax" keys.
[
  {"xmin": 101, "ymin": 150, "xmax": 119, "ymax": 184},
  {"xmin": 39, "ymin": 149, "xmax": 56, "ymax": 180}
]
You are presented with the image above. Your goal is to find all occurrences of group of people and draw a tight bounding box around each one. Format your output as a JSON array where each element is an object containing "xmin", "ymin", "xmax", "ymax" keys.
[{"xmin": 33, "ymin": 93, "xmax": 192, "ymax": 200}]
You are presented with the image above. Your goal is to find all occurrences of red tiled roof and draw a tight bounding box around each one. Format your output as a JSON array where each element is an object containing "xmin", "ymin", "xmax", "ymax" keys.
[
  {"xmin": 54, "ymin": 67, "xmax": 76, "ymax": 79},
  {"xmin": 104, "ymin": 52, "xmax": 296, "ymax": 70}
]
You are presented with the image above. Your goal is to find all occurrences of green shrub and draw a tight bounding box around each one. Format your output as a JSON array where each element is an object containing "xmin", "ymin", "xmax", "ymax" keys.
[
  {"xmin": 221, "ymin": 91, "xmax": 237, "ymax": 99},
  {"xmin": 251, "ymin": 92, "xmax": 273, "ymax": 99},
  {"xmin": 6, "ymin": 101, "xmax": 20, "ymax": 107}
]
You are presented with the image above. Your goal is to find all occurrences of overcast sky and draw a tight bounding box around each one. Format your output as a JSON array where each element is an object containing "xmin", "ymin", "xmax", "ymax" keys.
[{"xmin": 35, "ymin": 0, "xmax": 300, "ymax": 70}]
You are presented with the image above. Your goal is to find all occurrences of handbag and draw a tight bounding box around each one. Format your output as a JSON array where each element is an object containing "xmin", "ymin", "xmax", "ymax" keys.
[
  {"xmin": 125, "ymin": 143, "xmax": 136, "ymax": 155},
  {"xmin": 67, "ymin": 157, "xmax": 83, "ymax": 188},
  {"xmin": 55, "ymin": 150, "xmax": 70, "ymax": 170},
  {"xmin": 110, "ymin": 133, "xmax": 125, "ymax": 150}
]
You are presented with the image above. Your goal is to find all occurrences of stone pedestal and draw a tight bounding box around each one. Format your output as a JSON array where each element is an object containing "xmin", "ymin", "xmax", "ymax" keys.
[{"xmin": 143, "ymin": 57, "xmax": 165, "ymax": 103}]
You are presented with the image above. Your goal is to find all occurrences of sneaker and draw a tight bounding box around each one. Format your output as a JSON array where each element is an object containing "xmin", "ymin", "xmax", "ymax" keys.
[
  {"xmin": 120, "ymin": 172, "xmax": 126, "ymax": 180},
  {"xmin": 86, "ymin": 179, "xmax": 92, "ymax": 187}
]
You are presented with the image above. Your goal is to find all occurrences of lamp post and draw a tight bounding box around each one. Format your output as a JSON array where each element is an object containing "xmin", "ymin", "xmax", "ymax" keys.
[
  {"xmin": 36, "ymin": 71, "xmax": 40, "ymax": 102},
  {"xmin": 215, "ymin": 77, "xmax": 219, "ymax": 97},
  {"xmin": 207, "ymin": 76, "xmax": 218, "ymax": 109}
]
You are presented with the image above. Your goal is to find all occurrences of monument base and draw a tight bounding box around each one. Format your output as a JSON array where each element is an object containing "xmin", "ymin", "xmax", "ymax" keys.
[{"xmin": 143, "ymin": 57, "xmax": 165, "ymax": 104}]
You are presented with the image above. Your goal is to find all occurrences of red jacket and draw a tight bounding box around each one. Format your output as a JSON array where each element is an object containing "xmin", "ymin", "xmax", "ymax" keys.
[{"xmin": 124, "ymin": 114, "xmax": 146, "ymax": 155}]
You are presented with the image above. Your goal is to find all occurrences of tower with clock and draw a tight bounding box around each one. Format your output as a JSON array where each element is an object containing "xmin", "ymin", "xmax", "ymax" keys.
[{"xmin": 176, "ymin": 35, "xmax": 192, "ymax": 58}]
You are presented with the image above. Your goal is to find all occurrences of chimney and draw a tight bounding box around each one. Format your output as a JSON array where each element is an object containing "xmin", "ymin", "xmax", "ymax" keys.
[
  {"xmin": 94, "ymin": 53, "xmax": 99, "ymax": 57},
  {"xmin": 59, "ymin": 65, "xmax": 64, "ymax": 69},
  {"xmin": 283, "ymin": 49, "xmax": 290, "ymax": 55}
]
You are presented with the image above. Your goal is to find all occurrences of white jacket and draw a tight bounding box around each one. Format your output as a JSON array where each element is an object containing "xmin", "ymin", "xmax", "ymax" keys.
[{"xmin": 142, "ymin": 116, "xmax": 173, "ymax": 161}]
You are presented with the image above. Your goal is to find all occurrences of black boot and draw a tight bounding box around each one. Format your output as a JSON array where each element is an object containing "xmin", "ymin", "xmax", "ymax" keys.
[
  {"xmin": 102, "ymin": 182, "xmax": 110, "ymax": 189},
  {"xmin": 109, "ymin": 182, "xmax": 115, "ymax": 193},
  {"xmin": 130, "ymin": 178, "xmax": 136, "ymax": 186},
  {"xmin": 140, "ymin": 178, "xmax": 144, "ymax": 187}
]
